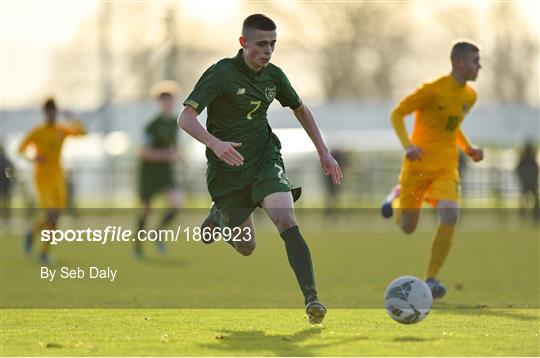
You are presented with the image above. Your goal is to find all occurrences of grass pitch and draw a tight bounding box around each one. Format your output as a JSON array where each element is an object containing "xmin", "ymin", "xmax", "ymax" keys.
[
  {"xmin": 1, "ymin": 210, "xmax": 539, "ymax": 356},
  {"xmin": 2, "ymin": 309, "xmax": 538, "ymax": 356}
]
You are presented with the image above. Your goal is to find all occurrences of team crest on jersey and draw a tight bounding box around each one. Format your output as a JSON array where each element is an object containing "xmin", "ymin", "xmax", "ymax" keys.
[
  {"xmin": 462, "ymin": 104, "xmax": 471, "ymax": 114},
  {"xmin": 265, "ymin": 85, "xmax": 276, "ymax": 101}
]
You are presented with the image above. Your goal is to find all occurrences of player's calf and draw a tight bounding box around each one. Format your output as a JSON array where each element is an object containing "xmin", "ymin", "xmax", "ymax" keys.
[
  {"xmin": 134, "ymin": 212, "xmax": 148, "ymax": 259},
  {"xmin": 230, "ymin": 216, "xmax": 256, "ymax": 255},
  {"xmin": 200, "ymin": 203, "xmax": 220, "ymax": 244},
  {"xmin": 158, "ymin": 207, "xmax": 179, "ymax": 229},
  {"xmin": 231, "ymin": 234, "xmax": 256, "ymax": 256}
]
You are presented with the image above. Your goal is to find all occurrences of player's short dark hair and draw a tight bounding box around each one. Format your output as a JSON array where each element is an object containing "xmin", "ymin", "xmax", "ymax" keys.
[
  {"xmin": 451, "ymin": 41, "xmax": 480, "ymax": 61},
  {"xmin": 242, "ymin": 14, "xmax": 276, "ymax": 38},
  {"xmin": 43, "ymin": 98, "xmax": 57, "ymax": 111},
  {"xmin": 158, "ymin": 92, "xmax": 173, "ymax": 100}
]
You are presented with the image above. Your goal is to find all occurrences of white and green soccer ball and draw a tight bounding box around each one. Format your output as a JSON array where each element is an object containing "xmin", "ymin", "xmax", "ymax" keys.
[{"xmin": 384, "ymin": 275, "xmax": 433, "ymax": 324}]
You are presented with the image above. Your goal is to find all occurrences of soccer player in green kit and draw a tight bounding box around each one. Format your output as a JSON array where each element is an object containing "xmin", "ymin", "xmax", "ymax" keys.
[
  {"xmin": 178, "ymin": 14, "xmax": 342, "ymax": 325},
  {"xmin": 136, "ymin": 81, "xmax": 184, "ymax": 258}
]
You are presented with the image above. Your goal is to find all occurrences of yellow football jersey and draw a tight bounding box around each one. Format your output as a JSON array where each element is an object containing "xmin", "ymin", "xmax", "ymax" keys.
[
  {"xmin": 19, "ymin": 121, "xmax": 85, "ymax": 208},
  {"xmin": 392, "ymin": 74, "xmax": 477, "ymax": 171},
  {"xmin": 19, "ymin": 122, "xmax": 85, "ymax": 175}
]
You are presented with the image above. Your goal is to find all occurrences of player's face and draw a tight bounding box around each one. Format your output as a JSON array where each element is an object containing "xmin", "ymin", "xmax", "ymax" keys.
[
  {"xmin": 44, "ymin": 107, "xmax": 57, "ymax": 123},
  {"xmin": 158, "ymin": 93, "xmax": 174, "ymax": 115},
  {"xmin": 459, "ymin": 51, "xmax": 481, "ymax": 81},
  {"xmin": 240, "ymin": 29, "xmax": 277, "ymax": 70}
]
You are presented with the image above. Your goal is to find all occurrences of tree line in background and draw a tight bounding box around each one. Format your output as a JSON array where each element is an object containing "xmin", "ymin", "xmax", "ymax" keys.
[{"xmin": 49, "ymin": 2, "xmax": 538, "ymax": 108}]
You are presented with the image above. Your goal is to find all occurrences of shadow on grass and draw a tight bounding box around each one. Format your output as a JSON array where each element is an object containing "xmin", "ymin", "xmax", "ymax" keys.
[
  {"xmin": 393, "ymin": 336, "xmax": 438, "ymax": 342},
  {"xmin": 198, "ymin": 327, "xmax": 368, "ymax": 356},
  {"xmin": 433, "ymin": 302, "xmax": 539, "ymax": 321}
]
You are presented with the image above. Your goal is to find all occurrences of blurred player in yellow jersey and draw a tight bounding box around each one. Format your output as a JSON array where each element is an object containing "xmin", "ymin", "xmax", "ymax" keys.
[
  {"xmin": 19, "ymin": 98, "xmax": 86, "ymax": 264},
  {"xmin": 381, "ymin": 42, "xmax": 484, "ymax": 298}
]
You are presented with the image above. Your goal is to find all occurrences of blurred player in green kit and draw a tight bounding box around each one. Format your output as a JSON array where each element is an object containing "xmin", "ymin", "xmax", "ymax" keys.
[{"xmin": 136, "ymin": 81, "xmax": 184, "ymax": 258}]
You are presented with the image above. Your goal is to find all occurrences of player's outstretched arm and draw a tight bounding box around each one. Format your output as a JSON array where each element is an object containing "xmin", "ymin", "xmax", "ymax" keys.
[
  {"xmin": 61, "ymin": 111, "xmax": 87, "ymax": 136},
  {"xmin": 457, "ymin": 129, "xmax": 483, "ymax": 162},
  {"xmin": 177, "ymin": 105, "xmax": 244, "ymax": 167},
  {"xmin": 292, "ymin": 104, "xmax": 342, "ymax": 185}
]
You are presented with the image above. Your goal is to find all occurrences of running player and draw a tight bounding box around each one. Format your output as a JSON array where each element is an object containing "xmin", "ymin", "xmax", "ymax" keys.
[
  {"xmin": 178, "ymin": 14, "xmax": 342, "ymax": 324},
  {"xmin": 135, "ymin": 81, "xmax": 184, "ymax": 258},
  {"xmin": 19, "ymin": 98, "xmax": 86, "ymax": 264},
  {"xmin": 381, "ymin": 42, "xmax": 484, "ymax": 298}
]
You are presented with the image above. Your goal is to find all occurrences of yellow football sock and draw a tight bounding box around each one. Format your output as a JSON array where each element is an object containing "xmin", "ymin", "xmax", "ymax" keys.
[{"xmin": 426, "ymin": 224, "xmax": 454, "ymax": 279}]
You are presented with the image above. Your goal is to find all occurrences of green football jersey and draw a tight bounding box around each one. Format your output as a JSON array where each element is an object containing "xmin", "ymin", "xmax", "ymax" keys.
[
  {"xmin": 184, "ymin": 49, "xmax": 302, "ymax": 172},
  {"xmin": 141, "ymin": 115, "xmax": 178, "ymax": 174},
  {"xmin": 143, "ymin": 115, "xmax": 178, "ymax": 150}
]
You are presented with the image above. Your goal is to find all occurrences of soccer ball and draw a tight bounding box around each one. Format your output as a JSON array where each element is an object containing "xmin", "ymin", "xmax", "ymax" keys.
[{"xmin": 384, "ymin": 275, "xmax": 433, "ymax": 324}]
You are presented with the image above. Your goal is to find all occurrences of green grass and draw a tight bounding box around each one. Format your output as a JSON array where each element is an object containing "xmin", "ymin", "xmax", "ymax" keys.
[
  {"xmin": 2, "ymin": 309, "xmax": 538, "ymax": 356},
  {"xmin": 1, "ymin": 210, "xmax": 539, "ymax": 355}
]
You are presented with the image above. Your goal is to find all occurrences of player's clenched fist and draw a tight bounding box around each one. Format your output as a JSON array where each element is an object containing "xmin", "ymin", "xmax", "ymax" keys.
[
  {"xmin": 466, "ymin": 146, "xmax": 484, "ymax": 162},
  {"xmin": 210, "ymin": 140, "xmax": 244, "ymax": 166},
  {"xmin": 404, "ymin": 144, "xmax": 424, "ymax": 161}
]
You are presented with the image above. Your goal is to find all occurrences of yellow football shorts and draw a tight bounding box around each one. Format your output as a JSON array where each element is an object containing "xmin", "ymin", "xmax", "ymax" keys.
[
  {"xmin": 35, "ymin": 172, "xmax": 66, "ymax": 208},
  {"xmin": 397, "ymin": 167, "xmax": 460, "ymax": 209}
]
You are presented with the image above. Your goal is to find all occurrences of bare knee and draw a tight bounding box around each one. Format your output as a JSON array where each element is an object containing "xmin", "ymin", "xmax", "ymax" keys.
[
  {"xmin": 439, "ymin": 208, "xmax": 459, "ymax": 226},
  {"xmin": 266, "ymin": 207, "xmax": 298, "ymax": 233},
  {"xmin": 399, "ymin": 210, "xmax": 419, "ymax": 234},
  {"xmin": 167, "ymin": 191, "xmax": 183, "ymax": 209},
  {"xmin": 274, "ymin": 214, "xmax": 297, "ymax": 233},
  {"xmin": 437, "ymin": 202, "xmax": 459, "ymax": 226}
]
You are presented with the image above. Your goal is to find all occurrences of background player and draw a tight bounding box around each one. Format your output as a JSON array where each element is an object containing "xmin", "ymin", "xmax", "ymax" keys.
[
  {"xmin": 0, "ymin": 144, "xmax": 15, "ymax": 222},
  {"xmin": 135, "ymin": 81, "xmax": 184, "ymax": 258},
  {"xmin": 19, "ymin": 98, "xmax": 86, "ymax": 264},
  {"xmin": 381, "ymin": 42, "xmax": 484, "ymax": 298},
  {"xmin": 178, "ymin": 14, "xmax": 342, "ymax": 325}
]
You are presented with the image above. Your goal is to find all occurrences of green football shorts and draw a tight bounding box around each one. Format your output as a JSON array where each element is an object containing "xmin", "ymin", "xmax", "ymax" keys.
[
  {"xmin": 138, "ymin": 162, "xmax": 176, "ymax": 201},
  {"xmin": 207, "ymin": 157, "xmax": 301, "ymax": 228}
]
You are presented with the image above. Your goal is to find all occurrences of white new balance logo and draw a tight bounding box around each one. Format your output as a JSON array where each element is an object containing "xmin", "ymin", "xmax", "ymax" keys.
[{"xmin": 236, "ymin": 88, "xmax": 246, "ymax": 95}]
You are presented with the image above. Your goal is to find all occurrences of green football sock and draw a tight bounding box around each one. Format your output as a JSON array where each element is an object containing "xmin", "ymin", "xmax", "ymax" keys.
[
  {"xmin": 280, "ymin": 225, "xmax": 317, "ymax": 303},
  {"xmin": 135, "ymin": 214, "xmax": 147, "ymax": 253},
  {"xmin": 159, "ymin": 208, "xmax": 178, "ymax": 229}
]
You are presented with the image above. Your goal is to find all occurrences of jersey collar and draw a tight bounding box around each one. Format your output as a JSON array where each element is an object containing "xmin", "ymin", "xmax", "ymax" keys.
[
  {"xmin": 447, "ymin": 73, "xmax": 466, "ymax": 91},
  {"xmin": 234, "ymin": 49, "xmax": 267, "ymax": 77}
]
